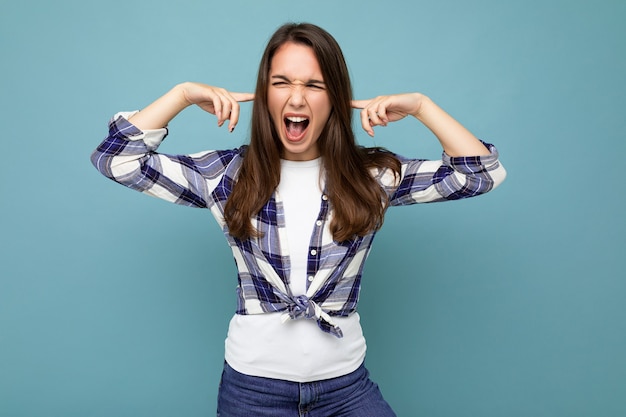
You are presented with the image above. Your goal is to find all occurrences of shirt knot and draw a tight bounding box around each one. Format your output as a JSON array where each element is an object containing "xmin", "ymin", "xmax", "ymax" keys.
[
  {"xmin": 282, "ymin": 295, "xmax": 344, "ymax": 338},
  {"xmin": 288, "ymin": 295, "xmax": 316, "ymax": 320}
]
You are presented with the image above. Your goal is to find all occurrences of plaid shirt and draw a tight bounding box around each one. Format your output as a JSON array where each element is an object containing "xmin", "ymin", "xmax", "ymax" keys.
[{"xmin": 91, "ymin": 113, "xmax": 506, "ymax": 337}]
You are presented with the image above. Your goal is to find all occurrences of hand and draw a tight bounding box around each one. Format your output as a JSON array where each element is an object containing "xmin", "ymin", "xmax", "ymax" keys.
[
  {"xmin": 352, "ymin": 93, "xmax": 425, "ymax": 137},
  {"xmin": 179, "ymin": 82, "xmax": 255, "ymax": 132}
]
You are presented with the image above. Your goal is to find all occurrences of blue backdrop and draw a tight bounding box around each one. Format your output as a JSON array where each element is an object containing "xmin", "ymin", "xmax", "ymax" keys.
[{"xmin": 1, "ymin": 1, "xmax": 625, "ymax": 416}]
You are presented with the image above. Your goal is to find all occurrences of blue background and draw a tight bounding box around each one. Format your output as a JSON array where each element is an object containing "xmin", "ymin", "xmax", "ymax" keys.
[{"xmin": 1, "ymin": 0, "xmax": 625, "ymax": 416}]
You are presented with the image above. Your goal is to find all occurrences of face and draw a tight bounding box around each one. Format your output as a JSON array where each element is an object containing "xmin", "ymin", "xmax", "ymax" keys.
[{"xmin": 267, "ymin": 42, "xmax": 332, "ymax": 161}]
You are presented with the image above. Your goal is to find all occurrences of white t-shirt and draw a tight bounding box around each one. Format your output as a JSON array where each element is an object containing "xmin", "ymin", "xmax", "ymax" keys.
[{"xmin": 224, "ymin": 158, "xmax": 366, "ymax": 382}]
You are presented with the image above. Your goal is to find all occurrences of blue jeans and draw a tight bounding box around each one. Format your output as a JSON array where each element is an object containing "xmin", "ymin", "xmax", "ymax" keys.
[{"xmin": 217, "ymin": 362, "xmax": 396, "ymax": 417}]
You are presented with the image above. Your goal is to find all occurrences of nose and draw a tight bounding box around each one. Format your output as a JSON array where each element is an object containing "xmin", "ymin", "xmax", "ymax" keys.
[{"xmin": 288, "ymin": 84, "xmax": 305, "ymax": 107}]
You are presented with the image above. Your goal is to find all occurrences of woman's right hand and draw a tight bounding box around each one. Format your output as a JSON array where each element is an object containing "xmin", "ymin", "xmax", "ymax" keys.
[
  {"xmin": 178, "ymin": 82, "xmax": 255, "ymax": 132},
  {"xmin": 128, "ymin": 82, "xmax": 254, "ymax": 132}
]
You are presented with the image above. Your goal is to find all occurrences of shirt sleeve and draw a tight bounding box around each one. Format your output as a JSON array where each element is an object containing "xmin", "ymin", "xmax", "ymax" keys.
[
  {"xmin": 381, "ymin": 142, "xmax": 507, "ymax": 206},
  {"xmin": 90, "ymin": 112, "xmax": 241, "ymax": 209}
]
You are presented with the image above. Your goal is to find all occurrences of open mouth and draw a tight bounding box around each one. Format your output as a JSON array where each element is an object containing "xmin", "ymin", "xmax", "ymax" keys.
[{"xmin": 284, "ymin": 116, "xmax": 310, "ymax": 141}]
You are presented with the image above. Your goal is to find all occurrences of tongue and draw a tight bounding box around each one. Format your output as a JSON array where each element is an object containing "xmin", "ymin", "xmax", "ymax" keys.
[{"xmin": 287, "ymin": 120, "xmax": 307, "ymax": 137}]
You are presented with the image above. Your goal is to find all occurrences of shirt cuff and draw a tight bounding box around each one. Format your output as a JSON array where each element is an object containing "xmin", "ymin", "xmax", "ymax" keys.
[
  {"xmin": 111, "ymin": 111, "xmax": 168, "ymax": 150},
  {"xmin": 442, "ymin": 141, "xmax": 501, "ymax": 174}
]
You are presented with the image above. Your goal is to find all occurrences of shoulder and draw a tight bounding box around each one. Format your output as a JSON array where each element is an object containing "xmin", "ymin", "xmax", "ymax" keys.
[
  {"xmin": 362, "ymin": 147, "xmax": 404, "ymax": 188},
  {"xmin": 188, "ymin": 145, "xmax": 247, "ymax": 163},
  {"xmin": 182, "ymin": 145, "xmax": 247, "ymax": 178}
]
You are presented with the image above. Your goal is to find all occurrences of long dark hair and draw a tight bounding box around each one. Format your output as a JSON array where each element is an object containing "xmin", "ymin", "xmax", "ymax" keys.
[{"xmin": 224, "ymin": 23, "xmax": 400, "ymax": 242}]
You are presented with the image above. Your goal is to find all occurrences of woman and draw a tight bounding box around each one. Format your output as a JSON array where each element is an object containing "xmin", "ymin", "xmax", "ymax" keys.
[{"xmin": 92, "ymin": 22, "xmax": 505, "ymax": 417}]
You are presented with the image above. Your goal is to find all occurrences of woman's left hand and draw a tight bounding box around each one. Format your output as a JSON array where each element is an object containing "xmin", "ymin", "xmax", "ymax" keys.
[{"xmin": 352, "ymin": 93, "xmax": 425, "ymax": 137}]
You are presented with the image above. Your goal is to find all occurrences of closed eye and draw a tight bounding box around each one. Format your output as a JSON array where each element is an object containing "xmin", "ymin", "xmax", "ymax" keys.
[{"xmin": 271, "ymin": 75, "xmax": 326, "ymax": 90}]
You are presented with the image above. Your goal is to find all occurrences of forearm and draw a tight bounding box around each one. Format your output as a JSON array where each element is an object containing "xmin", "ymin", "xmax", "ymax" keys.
[
  {"xmin": 353, "ymin": 93, "xmax": 493, "ymax": 157},
  {"xmin": 413, "ymin": 95, "xmax": 490, "ymax": 157},
  {"xmin": 128, "ymin": 83, "xmax": 190, "ymax": 130}
]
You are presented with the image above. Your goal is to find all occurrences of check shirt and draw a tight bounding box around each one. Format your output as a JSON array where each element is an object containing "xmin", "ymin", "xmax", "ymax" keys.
[{"xmin": 91, "ymin": 113, "xmax": 506, "ymax": 337}]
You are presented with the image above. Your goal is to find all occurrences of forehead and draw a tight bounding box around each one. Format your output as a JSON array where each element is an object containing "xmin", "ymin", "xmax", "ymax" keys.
[{"xmin": 269, "ymin": 42, "xmax": 323, "ymax": 80}]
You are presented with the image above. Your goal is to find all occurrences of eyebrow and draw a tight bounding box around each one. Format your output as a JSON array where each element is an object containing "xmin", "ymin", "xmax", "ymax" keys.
[{"xmin": 271, "ymin": 75, "xmax": 326, "ymax": 85}]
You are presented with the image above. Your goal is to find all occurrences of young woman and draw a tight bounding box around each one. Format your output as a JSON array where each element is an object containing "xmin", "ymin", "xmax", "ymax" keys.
[{"xmin": 92, "ymin": 22, "xmax": 506, "ymax": 417}]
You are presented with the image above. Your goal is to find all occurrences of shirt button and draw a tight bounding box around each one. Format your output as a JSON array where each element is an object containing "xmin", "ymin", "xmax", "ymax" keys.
[
  {"xmin": 308, "ymin": 276, "xmax": 314, "ymax": 282},
  {"xmin": 316, "ymin": 220, "xmax": 322, "ymax": 226},
  {"xmin": 310, "ymin": 249, "xmax": 317, "ymax": 256}
]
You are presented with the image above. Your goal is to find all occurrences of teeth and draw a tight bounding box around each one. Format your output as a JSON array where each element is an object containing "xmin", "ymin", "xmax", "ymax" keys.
[{"xmin": 286, "ymin": 116, "xmax": 308, "ymax": 123}]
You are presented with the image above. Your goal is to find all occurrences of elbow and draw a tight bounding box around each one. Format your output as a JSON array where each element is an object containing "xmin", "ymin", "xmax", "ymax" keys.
[{"xmin": 90, "ymin": 149, "xmax": 110, "ymax": 178}]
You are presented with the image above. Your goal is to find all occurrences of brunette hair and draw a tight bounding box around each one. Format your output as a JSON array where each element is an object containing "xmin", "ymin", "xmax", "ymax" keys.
[{"xmin": 224, "ymin": 22, "xmax": 400, "ymax": 242}]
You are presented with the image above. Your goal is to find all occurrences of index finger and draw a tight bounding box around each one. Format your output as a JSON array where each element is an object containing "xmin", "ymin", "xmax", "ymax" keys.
[
  {"xmin": 232, "ymin": 92, "xmax": 255, "ymax": 102},
  {"xmin": 351, "ymin": 99, "xmax": 371, "ymax": 109}
]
